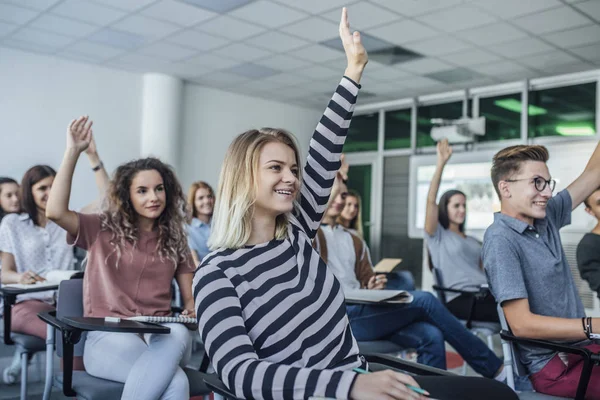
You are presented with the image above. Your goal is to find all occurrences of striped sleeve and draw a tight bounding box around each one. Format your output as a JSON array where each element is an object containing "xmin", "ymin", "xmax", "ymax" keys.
[
  {"xmin": 193, "ymin": 264, "xmax": 358, "ymax": 400},
  {"xmin": 293, "ymin": 76, "xmax": 360, "ymax": 239}
]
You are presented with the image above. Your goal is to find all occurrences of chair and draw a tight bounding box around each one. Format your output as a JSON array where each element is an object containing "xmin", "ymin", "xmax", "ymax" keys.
[
  {"xmin": 498, "ymin": 304, "xmax": 596, "ymax": 400},
  {"xmin": 38, "ymin": 278, "xmax": 213, "ymax": 400},
  {"xmin": 0, "ymin": 283, "xmax": 58, "ymax": 400}
]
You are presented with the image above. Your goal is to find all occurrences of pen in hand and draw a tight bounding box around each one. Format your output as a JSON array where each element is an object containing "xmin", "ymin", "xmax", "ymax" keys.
[{"xmin": 353, "ymin": 367, "xmax": 430, "ymax": 397}]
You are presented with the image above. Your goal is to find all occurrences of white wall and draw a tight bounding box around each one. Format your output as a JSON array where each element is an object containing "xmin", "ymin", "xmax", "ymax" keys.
[
  {"xmin": 180, "ymin": 83, "xmax": 323, "ymax": 191},
  {"xmin": 0, "ymin": 48, "xmax": 143, "ymax": 209}
]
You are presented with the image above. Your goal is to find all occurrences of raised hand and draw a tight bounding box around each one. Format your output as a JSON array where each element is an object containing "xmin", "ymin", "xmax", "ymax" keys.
[
  {"xmin": 85, "ymin": 134, "xmax": 98, "ymax": 156},
  {"xmin": 339, "ymin": 7, "xmax": 368, "ymax": 83},
  {"xmin": 67, "ymin": 116, "xmax": 93, "ymax": 154},
  {"xmin": 338, "ymin": 153, "xmax": 349, "ymax": 182},
  {"xmin": 436, "ymin": 138, "xmax": 452, "ymax": 165}
]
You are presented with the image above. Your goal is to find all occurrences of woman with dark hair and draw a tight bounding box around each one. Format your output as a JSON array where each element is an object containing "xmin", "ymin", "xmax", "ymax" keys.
[
  {"xmin": 338, "ymin": 189, "xmax": 363, "ymax": 237},
  {"xmin": 47, "ymin": 116, "xmax": 196, "ymax": 399},
  {"xmin": 186, "ymin": 181, "xmax": 214, "ymax": 265},
  {"xmin": 424, "ymin": 139, "xmax": 499, "ymax": 323},
  {"xmin": 0, "ymin": 177, "xmax": 20, "ymax": 222}
]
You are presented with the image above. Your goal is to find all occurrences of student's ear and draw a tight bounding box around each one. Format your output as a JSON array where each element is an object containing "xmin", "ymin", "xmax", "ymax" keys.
[
  {"xmin": 498, "ymin": 181, "xmax": 511, "ymax": 200},
  {"xmin": 584, "ymin": 206, "xmax": 595, "ymax": 217}
]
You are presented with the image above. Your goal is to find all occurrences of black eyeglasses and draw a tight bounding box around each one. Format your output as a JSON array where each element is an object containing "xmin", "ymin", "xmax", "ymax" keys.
[{"xmin": 505, "ymin": 177, "xmax": 556, "ymax": 192}]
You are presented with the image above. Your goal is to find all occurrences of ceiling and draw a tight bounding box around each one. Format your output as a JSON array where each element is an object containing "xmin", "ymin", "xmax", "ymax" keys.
[{"xmin": 2, "ymin": 0, "xmax": 600, "ymax": 108}]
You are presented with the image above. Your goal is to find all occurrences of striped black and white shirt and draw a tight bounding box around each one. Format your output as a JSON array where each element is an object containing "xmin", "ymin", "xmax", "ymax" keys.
[{"xmin": 193, "ymin": 77, "xmax": 362, "ymax": 400}]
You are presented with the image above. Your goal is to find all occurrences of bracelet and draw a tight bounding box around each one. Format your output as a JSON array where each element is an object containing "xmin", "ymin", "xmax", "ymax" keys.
[{"xmin": 92, "ymin": 162, "xmax": 103, "ymax": 172}]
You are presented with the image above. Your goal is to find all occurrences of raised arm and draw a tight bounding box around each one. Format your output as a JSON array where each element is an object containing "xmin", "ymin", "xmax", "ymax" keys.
[
  {"xmin": 294, "ymin": 8, "xmax": 368, "ymax": 238},
  {"xmin": 567, "ymin": 140, "xmax": 600, "ymax": 210},
  {"xmin": 84, "ymin": 136, "xmax": 110, "ymax": 197},
  {"xmin": 46, "ymin": 116, "xmax": 93, "ymax": 237},
  {"xmin": 424, "ymin": 139, "xmax": 452, "ymax": 236}
]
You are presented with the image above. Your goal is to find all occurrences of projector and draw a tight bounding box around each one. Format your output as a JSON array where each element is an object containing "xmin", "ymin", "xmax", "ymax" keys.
[{"xmin": 430, "ymin": 117, "xmax": 486, "ymax": 144}]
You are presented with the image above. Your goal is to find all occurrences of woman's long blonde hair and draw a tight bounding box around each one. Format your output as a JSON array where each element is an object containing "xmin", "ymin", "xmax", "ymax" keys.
[
  {"xmin": 100, "ymin": 157, "xmax": 189, "ymax": 268},
  {"xmin": 338, "ymin": 190, "xmax": 364, "ymax": 238},
  {"xmin": 186, "ymin": 181, "xmax": 214, "ymax": 223},
  {"xmin": 209, "ymin": 128, "xmax": 302, "ymax": 250}
]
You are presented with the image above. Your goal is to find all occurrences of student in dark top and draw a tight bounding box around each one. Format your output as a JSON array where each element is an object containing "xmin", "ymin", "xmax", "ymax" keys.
[{"xmin": 576, "ymin": 188, "xmax": 600, "ymax": 299}]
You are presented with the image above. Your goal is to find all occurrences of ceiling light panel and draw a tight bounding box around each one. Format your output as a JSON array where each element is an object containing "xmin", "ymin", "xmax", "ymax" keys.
[
  {"xmin": 51, "ymin": 0, "xmax": 127, "ymax": 25},
  {"xmin": 195, "ymin": 15, "xmax": 266, "ymax": 40},
  {"xmin": 141, "ymin": 0, "xmax": 216, "ymax": 26},
  {"xmin": 231, "ymin": 0, "xmax": 308, "ymax": 28}
]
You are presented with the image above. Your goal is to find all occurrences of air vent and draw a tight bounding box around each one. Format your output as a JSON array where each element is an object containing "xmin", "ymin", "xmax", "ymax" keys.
[{"xmin": 320, "ymin": 34, "xmax": 423, "ymax": 66}]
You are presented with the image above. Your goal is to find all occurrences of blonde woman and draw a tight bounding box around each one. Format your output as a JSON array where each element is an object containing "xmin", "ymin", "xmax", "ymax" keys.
[
  {"xmin": 338, "ymin": 190, "xmax": 364, "ymax": 238},
  {"xmin": 192, "ymin": 8, "xmax": 515, "ymax": 400},
  {"xmin": 186, "ymin": 181, "xmax": 215, "ymax": 265}
]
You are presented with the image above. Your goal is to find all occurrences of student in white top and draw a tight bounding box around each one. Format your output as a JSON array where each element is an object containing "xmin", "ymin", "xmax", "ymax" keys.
[
  {"xmin": 186, "ymin": 181, "xmax": 214, "ymax": 265},
  {"xmin": 424, "ymin": 139, "xmax": 498, "ymax": 323},
  {"xmin": 0, "ymin": 177, "xmax": 20, "ymax": 222}
]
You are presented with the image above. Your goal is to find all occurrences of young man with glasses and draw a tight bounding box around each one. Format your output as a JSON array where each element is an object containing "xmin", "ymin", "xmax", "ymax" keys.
[{"xmin": 483, "ymin": 144, "xmax": 600, "ymax": 398}]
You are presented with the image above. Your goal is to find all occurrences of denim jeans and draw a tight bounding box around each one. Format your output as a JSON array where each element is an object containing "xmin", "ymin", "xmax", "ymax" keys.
[
  {"xmin": 84, "ymin": 323, "xmax": 191, "ymax": 400},
  {"xmin": 346, "ymin": 291, "xmax": 502, "ymax": 378}
]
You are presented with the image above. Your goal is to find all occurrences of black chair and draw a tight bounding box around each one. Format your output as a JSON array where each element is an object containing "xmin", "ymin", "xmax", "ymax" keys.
[
  {"xmin": 497, "ymin": 305, "xmax": 595, "ymax": 400},
  {"xmin": 38, "ymin": 278, "xmax": 212, "ymax": 400},
  {"xmin": 0, "ymin": 283, "xmax": 58, "ymax": 400}
]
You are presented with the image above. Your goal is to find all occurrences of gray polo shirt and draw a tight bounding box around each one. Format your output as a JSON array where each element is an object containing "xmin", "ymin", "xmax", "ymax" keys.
[{"xmin": 482, "ymin": 189, "xmax": 587, "ymax": 374}]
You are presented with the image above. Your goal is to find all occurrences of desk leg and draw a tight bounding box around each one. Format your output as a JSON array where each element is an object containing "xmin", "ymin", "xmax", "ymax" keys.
[{"xmin": 42, "ymin": 325, "xmax": 54, "ymax": 400}]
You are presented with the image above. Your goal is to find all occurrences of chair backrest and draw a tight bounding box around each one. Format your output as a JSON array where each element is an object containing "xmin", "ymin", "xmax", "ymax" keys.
[
  {"xmin": 56, "ymin": 278, "xmax": 86, "ymax": 357},
  {"xmin": 430, "ymin": 264, "xmax": 448, "ymax": 305},
  {"xmin": 497, "ymin": 304, "xmax": 529, "ymax": 377}
]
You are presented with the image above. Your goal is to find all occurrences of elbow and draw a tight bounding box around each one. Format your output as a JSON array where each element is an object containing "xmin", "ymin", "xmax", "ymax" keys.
[{"xmin": 45, "ymin": 206, "xmax": 61, "ymax": 222}]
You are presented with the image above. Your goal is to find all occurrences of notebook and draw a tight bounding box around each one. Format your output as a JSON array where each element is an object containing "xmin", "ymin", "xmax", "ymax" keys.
[
  {"xmin": 127, "ymin": 316, "xmax": 197, "ymax": 324},
  {"xmin": 2, "ymin": 270, "xmax": 78, "ymax": 290},
  {"xmin": 344, "ymin": 289, "xmax": 413, "ymax": 304},
  {"xmin": 373, "ymin": 258, "xmax": 403, "ymax": 273}
]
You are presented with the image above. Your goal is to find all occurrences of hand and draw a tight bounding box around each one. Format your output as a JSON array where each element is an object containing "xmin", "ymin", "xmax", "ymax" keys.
[
  {"xmin": 67, "ymin": 116, "xmax": 93, "ymax": 154},
  {"xmin": 436, "ymin": 138, "xmax": 452, "ymax": 165},
  {"xmin": 181, "ymin": 308, "xmax": 196, "ymax": 319},
  {"xmin": 350, "ymin": 370, "xmax": 428, "ymax": 400},
  {"xmin": 338, "ymin": 153, "xmax": 349, "ymax": 182},
  {"xmin": 339, "ymin": 7, "xmax": 368, "ymax": 81},
  {"xmin": 367, "ymin": 274, "xmax": 387, "ymax": 290},
  {"xmin": 18, "ymin": 271, "xmax": 46, "ymax": 285},
  {"xmin": 84, "ymin": 135, "xmax": 98, "ymax": 156}
]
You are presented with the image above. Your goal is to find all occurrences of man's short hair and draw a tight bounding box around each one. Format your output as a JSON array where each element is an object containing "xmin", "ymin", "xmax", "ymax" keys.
[
  {"xmin": 491, "ymin": 145, "xmax": 549, "ymax": 198},
  {"xmin": 584, "ymin": 188, "xmax": 600, "ymax": 208}
]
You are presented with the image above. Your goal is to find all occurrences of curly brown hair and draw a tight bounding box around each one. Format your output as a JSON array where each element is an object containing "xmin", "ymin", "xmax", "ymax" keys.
[{"xmin": 100, "ymin": 157, "xmax": 190, "ymax": 268}]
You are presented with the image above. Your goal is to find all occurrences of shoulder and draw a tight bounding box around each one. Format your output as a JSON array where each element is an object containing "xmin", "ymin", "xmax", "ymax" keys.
[
  {"xmin": 578, "ymin": 233, "xmax": 600, "ymax": 252},
  {"xmin": 1, "ymin": 213, "xmax": 26, "ymax": 228}
]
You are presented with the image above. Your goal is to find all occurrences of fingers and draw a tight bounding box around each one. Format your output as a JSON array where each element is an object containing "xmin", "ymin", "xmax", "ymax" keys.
[{"xmin": 72, "ymin": 115, "xmax": 88, "ymax": 133}]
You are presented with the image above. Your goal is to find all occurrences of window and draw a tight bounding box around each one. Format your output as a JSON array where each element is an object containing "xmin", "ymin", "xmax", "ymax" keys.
[
  {"xmin": 416, "ymin": 101, "xmax": 463, "ymax": 148},
  {"xmin": 345, "ymin": 112, "xmax": 378, "ymax": 152},
  {"xmin": 478, "ymin": 93, "xmax": 522, "ymax": 142},
  {"xmin": 529, "ymin": 82, "xmax": 597, "ymax": 139},
  {"xmin": 384, "ymin": 108, "xmax": 412, "ymax": 150}
]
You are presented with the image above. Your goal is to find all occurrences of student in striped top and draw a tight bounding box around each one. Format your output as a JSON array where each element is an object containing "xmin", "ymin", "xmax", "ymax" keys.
[{"xmin": 193, "ymin": 8, "xmax": 517, "ymax": 400}]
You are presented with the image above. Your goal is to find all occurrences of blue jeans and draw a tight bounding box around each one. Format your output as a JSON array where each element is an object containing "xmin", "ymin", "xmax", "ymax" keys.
[
  {"xmin": 347, "ymin": 291, "xmax": 502, "ymax": 378},
  {"xmin": 385, "ymin": 271, "xmax": 416, "ymax": 291}
]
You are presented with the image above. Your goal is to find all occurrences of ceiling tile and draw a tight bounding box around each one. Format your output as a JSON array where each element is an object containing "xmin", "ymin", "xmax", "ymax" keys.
[
  {"xmin": 195, "ymin": 15, "xmax": 266, "ymax": 40},
  {"xmin": 57, "ymin": 50, "xmax": 103, "ymax": 63},
  {"xmin": 0, "ymin": 21, "xmax": 19, "ymax": 37},
  {"xmin": 473, "ymin": 0, "xmax": 563, "ymax": 18},
  {"xmin": 138, "ymin": 42, "xmax": 199, "ymax": 61},
  {"xmin": 399, "ymin": 58, "xmax": 453, "ymax": 74},
  {"xmin": 541, "ymin": 61, "xmax": 595, "ymax": 75},
  {"xmin": 64, "ymin": 40, "xmax": 126, "ymax": 59},
  {"xmin": 87, "ymin": 28, "xmax": 147, "ymax": 50},
  {"xmin": 260, "ymin": 72, "xmax": 310, "ymax": 86},
  {"xmin": 415, "ymin": 5, "xmax": 497, "ymax": 33},
  {"xmin": 280, "ymin": 17, "xmax": 339, "ymax": 42},
  {"xmin": 490, "ymin": 37, "xmax": 554, "ymax": 58},
  {"xmin": 157, "ymin": 61, "xmax": 212, "ymax": 78},
  {"xmin": 455, "ymin": 22, "xmax": 528, "ymax": 46},
  {"xmin": 112, "ymin": 15, "xmax": 182, "ymax": 39},
  {"xmin": 293, "ymin": 44, "xmax": 341, "ymax": 62},
  {"xmin": 250, "ymin": 31, "xmax": 309, "ymax": 52},
  {"xmin": 237, "ymin": 78, "xmax": 285, "ymax": 92},
  {"xmin": 368, "ymin": 66, "xmax": 412, "ymax": 81},
  {"xmin": 111, "ymin": 52, "xmax": 173, "ymax": 68},
  {"xmin": 570, "ymin": 43, "xmax": 600, "ymax": 62},
  {"xmin": 0, "ymin": 3, "xmax": 39, "ymax": 24},
  {"xmin": 212, "ymin": 42, "xmax": 272, "ymax": 61},
  {"xmin": 29, "ymin": 14, "xmax": 99, "ymax": 37},
  {"xmin": 51, "ymin": 0, "xmax": 127, "ymax": 25},
  {"xmin": 5, "ymin": 0, "xmax": 61, "ymax": 10},
  {"xmin": 179, "ymin": 0, "xmax": 254, "ymax": 13},
  {"xmin": 294, "ymin": 64, "xmax": 339, "ymax": 79},
  {"xmin": 574, "ymin": 1, "xmax": 600, "ymax": 20},
  {"xmin": 471, "ymin": 60, "xmax": 536, "ymax": 76},
  {"xmin": 254, "ymin": 54, "xmax": 311, "ymax": 71},
  {"xmin": 1, "ymin": 38, "xmax": 55, "ymax": 54},
  {"xmin": 440, "ymin": 48, "xmax": 501, "ymax": 66},
  {"xmin": 167, "ymin": 29, "xmax": 229, "ymax": 51},
  {"xmin": 224, "ymin": 62, "xmax": 281, "ymax": 79},
  {"xmin": 395, "ymin": 75, "xmax": 445, "ymax": 89},
  {"xmin": 426, "ymin": 67, "xmax": 486, "ymax": 84},
  {"xmin": 518, "ymin": 50, "xmax": 580, "ymax": 70},
  {"xmin": 192, "ymin": 71, "xmax": 250, "ymax": 88},
  {"xmin": 141, "ymin": 0, "xmax": 216, "ymax": 27},
  {"xmin": 321, "ymin": 2, "xmax": 401, "ymax": 30},
  {"xmin": 513, "ymin": 6, "xmax": 591, "ymax": 35},
  {"xmin": 90, "ymin": 0, "xmax": 156, "ymax": 11},
  {"xmin": 375, "ymin": 0, "xmax": 464, "ymax": 17},
  {"xmin": 368, "ymin": 20, "xmax": 439, "ymax": 46},
  {"xmin": 230, "ymin": 0, "xmax": 308, "ymax": 28},
  {"xmin": 271, "ymin": 0, "xmax": 350, "ymax": 14},
  {"xmin": 184, "ymin": 52, "xmax": 239, "ymax": 68},
  {"xmin": 543, "ymin": 25, "xmax": 600, "ymax": 49},
  {"xmin": 11, "ymin": 27, "xmax": 75, "ymax": 48},
  {"xmin": 403, "ymin": 36, "xmax": 471, "ymax": 56}
]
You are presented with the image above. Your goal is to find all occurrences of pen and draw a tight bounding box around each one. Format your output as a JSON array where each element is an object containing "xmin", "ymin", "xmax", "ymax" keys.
[{"xmin": 353, "ymin": 368, "xmax": 429, "ymax": 396}]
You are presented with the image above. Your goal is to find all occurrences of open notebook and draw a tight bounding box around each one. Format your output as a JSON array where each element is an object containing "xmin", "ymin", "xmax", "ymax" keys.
[
  {"xmin": 2, "ymin": 270, "xmax": 78, "ymax": 290},
  {"xmin": 127, "ymin": 316, "xmax": 197, "ymax": 324},
  {"xmin": 344, "ymin": 289, "xmax": 413, "ymax": 304}
]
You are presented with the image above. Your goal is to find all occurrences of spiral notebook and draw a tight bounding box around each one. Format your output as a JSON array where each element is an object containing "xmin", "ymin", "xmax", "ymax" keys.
[{"xmin": 127, "ymin": 316, "xmax": 197, "ymax": 324}]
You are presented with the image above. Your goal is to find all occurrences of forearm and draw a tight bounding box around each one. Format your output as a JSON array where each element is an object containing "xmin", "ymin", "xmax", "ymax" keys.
[
  {"xmin": 427, "ymin": 161, "xmax": 445, "ymax": 204},
  {"xmin": 46, "ymin": 149, "xmax": 79, "ymax": 220},
  {"xmin": 1, "ymin": 268, "xmax": 22, "ymax": 284},
  {"xmin": 86, "ymin": 151, "xmax": 110, "ymax": 195},
  {"xmin": 176, "ymin": 272, "xmax": 195, "ymax": 309},
  {"xmin": 344, "ymin": 65, "xmax": 365, "ymax": 85},
  {"xmin": 512, "ymin": 313, "xmax": 591, "ymax": 341}
]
